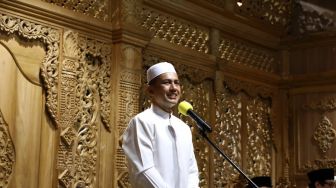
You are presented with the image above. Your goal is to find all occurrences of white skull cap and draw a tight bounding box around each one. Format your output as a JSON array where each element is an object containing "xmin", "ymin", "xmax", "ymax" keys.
[{"xmin": 147, "ymin": 62, "xmax": 176, "ymax": 83}]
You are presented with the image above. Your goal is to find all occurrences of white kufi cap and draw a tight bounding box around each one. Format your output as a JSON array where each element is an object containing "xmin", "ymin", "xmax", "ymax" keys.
[{"xmin": 147, "ymin": 62, "xmax": 176, "ymax": 83}]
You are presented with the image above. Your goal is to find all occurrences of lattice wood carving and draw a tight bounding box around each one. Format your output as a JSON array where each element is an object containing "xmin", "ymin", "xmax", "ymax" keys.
[
  {"xmin": 218, "ymin": 36, "xmax": 278, "ymax": 73},
  {"xmin": 42, "ymin": 0, "xmax": 109, "ymax": 21},
  {"xmin": 57, "ymin": 30, "xmax": 112, "ymax": 188},
  {"xmin": 0, "ymin": 109, "xmax": 15, "ymax": 187},
  {"xmin": 140, "ymin": 7, "xmax": 209, "ymax": 53},
  {"xmin": 0, "ymin": 13, "xmax": 60, "ymax": 126},
  {"xmin": 117, "ymin": 69, "xmax": 142, "ymax": 161},
  {"xmin": 116, "ymin": 51, "xmax": 142, "ymax": 188}
]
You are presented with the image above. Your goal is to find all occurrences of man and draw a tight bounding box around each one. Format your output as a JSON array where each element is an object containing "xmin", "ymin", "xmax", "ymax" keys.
[
  {"xmin": 122, "ymin": 62, "xmax": 199, "ymax": 188},
  {"xmin": 247, "ymin": 176, "xmax": 272, "ymax": 188},
  {"xmin": 307, "ymin": 168, "xmax": 336, "ymax": 188}
]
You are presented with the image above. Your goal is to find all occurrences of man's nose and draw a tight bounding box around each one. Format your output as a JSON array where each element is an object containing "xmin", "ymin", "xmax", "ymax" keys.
[{"xmin": 170, "ymin": 83, "xmax": 179, "ymax": 90}]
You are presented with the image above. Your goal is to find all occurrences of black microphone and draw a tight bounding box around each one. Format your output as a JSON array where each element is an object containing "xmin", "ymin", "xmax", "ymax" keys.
[{"xmin": 178, "ymin": 101, "xmax": 212, "ymax": 133}]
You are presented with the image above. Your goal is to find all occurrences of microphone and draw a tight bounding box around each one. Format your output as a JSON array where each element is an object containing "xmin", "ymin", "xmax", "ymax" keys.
[{"xmin": 178, "ymin": 101, "xmax": 212, "ymax": 133}]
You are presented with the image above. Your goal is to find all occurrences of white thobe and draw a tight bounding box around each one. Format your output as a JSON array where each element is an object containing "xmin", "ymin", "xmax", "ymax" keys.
[{"xmin": 122, "ymin": 104, "xmax": 199, "ymax": 188}]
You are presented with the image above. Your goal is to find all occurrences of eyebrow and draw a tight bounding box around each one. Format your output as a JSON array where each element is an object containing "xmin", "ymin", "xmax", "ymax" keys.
[{"xmin": 160, "ymin": 78, "xmax": 179, "ymax": 82}]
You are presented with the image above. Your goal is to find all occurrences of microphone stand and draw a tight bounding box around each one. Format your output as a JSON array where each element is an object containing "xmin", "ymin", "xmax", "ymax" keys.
[{"xmin": 197, "ymin": 129, "xmax": 259, "ymax": 188}]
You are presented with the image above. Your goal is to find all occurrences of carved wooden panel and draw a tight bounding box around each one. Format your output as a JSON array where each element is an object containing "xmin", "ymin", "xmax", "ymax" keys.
[
  {"xmin": 0, "ymin": 13, "xmax": 60, "ymax": 127},
  {"xmin": 4, "ymin": 1, "xmax": 336, "ymax": 188},
  {"xmin": 291, "ymin": 92, "xmax": 336, "ymax": 187},
  {"xmin": 0, "ymin": 12, "xmax": 58, "ymax": 187},
  {"xmin": 291, "ymin": 1, "xmax": 335, "ymax": 35},
  {"xmin": 245, "ymin": 97, "xmax": 272, "ymax": 176},
  {"xmin": 42, "ymin": 0, "xmax": 110, "ymax": 21},
  {"xmin": 140, "ymin": 7, "xmax": 209, "ymax": 53},
  {"xmin": 200, "ymin": 0, "xmax": 291, "ymax": 27},
  {"xmin": 57, "ymin": 30, "xmax": 112, "ymax": 188},
  {"xmin": 218, "ymin": 35, "xmax": 279, "ymax": 73},
  {"xmin": 214, "ymin": 77, "xmax": 274, "ymax": 187},
  {"xmin": 114, "ymin": 44, "xmax": 143, "ymax": 188},
  {"xmin": 116, "ymin": 70, "xmax": 142, "ymax": 188},
  {"xmin": 234, "ymin": 0, "xmax": 291, "ymax": 26},
  {"xmin": 214, "ymin": 89, "xmax": 243, "ymax": 187},
  {"xmin": 0, "ymin": 109, "xmax": 15, "ymax": 188},
  {"xmin": 178, "ymin": 78, "xmax": 212, "ymax": 188}
]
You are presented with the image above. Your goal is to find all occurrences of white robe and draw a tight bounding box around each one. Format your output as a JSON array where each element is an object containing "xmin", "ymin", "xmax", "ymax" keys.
[{"xmin": 122, "ymin": 105, "xmax": 199, "ymax": 188}]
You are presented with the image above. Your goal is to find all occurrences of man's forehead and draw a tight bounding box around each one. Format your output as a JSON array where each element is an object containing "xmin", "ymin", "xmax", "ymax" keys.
[
  {"xmin": 146, "ymin": 62, "xmax": 176, "ymax": 83},
  {"xmin": 157, "ymin": 72, "xmax": 179, "ymax": 79}
]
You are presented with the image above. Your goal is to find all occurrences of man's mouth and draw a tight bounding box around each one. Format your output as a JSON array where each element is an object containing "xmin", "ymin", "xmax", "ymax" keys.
[{"xmin": 167, "ymin": 93, "xmax": 178, "ymax": 99}]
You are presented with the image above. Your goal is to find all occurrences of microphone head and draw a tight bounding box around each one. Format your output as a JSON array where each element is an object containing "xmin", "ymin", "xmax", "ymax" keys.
[{"xmin": 178, "ymin": 101, "xmax": 193, "ymax": 116}]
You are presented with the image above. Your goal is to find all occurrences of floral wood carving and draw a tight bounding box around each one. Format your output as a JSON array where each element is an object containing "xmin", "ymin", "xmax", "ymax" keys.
[
  {"xmin": 58, "ymin": 30, "xmax": 112, "ymax": 187},
  {"xmin": 246, "ymin": 97, "xmax": 272, "ymax": 176},
  {"xmin": 303, "ymin": 158, "xmax": 336, "ymax": 171},
  {"xmin": 215, "ymin": 78, "xmax": 274, "ymax": 185},
  {"xmin": 77, "ymin": 35, "xmax": 112, "ymax": 130},
  {"xmin": 214, "ymin": 90, "xmax": 243, "ymax": 186},
  {"xmin": 223, "ymin": 77, "xmax": 276, "ymax": 147},
  {"xmin": 292, "ymin": 1, "xmax": 335, "ymax": 35},
  {"xmin": 303, "ymin": 97, "xmax": 336, "ymax": 112},
  {"xmin": 179, "ymin": 78, "xmax": 212, "ymax": 188},
  {"xmin": 0, "ymin": 13, "xmax": 60, "ymax": 126},
  {"xmin": 202, "ymin": 0, "xmax": 291, "ymax": 27},
  {"xmin": 313, "ymin": 116, "xmax": 336, "ymax": 154},
  {"xmin": 0, "ymin": 109, "xmax": 15, "ymax": 187},
  {"xmin": 234, "ymin": 0, "xmax": 291, "ymax": 26}
]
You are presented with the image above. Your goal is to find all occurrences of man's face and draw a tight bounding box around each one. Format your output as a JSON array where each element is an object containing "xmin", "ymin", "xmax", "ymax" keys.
[
  {"xmin": 148, "ymin": 72, "xmax": 181, "ymax": 113},
  {"xmin": 316, "ymin": 181, "xmax": 336, "ymax": 188}
]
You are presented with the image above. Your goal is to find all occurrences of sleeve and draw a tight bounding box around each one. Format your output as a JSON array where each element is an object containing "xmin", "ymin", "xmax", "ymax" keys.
[
  {"xmin": 122, "ymin": 117, "xmax": 168, "ymax": 188},
  {"xmin": 187, "ymin": 134, "xmax": 200, "ymax": 188},
  {"xmin": 140, "ymin": 167, "xmax": 169, "ymax": 188}
]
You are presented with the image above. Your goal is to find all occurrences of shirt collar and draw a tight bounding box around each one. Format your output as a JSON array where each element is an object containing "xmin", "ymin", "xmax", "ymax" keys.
[{"xmin": 151, "ymin": 104, "xmax": 172, "ymax": 119}]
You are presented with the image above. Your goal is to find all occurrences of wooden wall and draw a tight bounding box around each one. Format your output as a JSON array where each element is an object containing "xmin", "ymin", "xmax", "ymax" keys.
[
  {"xmin": 285, "ymin": 34, "xmax": 336, "ymax": 187},
  {"xmin": 0, "ymin": 0, "xmax": 335, "ymax": 187}
]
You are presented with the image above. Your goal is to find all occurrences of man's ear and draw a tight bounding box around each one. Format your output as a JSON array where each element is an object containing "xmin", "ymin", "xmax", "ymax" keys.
[{"xmin": 146, "ymin": 84, "xmax": 154, "ymax": 96}]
